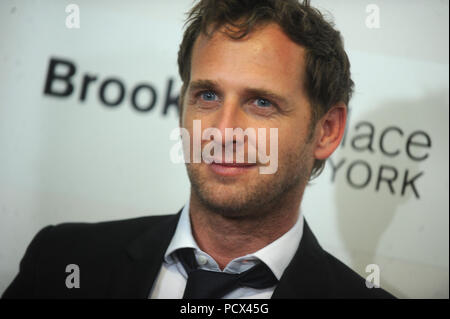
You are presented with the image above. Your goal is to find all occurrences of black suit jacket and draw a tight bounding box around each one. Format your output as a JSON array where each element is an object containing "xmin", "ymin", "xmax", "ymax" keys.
[{"xmin": 2, "ymin": 211, "xmax": 395, "ymax": 298}]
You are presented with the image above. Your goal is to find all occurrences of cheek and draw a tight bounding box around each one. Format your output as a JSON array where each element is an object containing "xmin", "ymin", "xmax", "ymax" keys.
[
  {"xmin": 181, "ymin": 105, "xmax": 197, "ymax": 132},
  {"xmin": 181, "ymin": 98, "xmax": 199, "ymax": 128},
  {"xmin": 277, "ymin": 124, "xmax": 310, "ymax": 155},
  {"xmin": 181, "ymin": 103, "xmax": 190, "ymax": 128}
]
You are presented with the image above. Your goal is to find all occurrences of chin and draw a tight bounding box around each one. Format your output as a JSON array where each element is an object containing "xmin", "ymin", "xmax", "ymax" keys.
[
  {"xmin": 199, "ymin": 186, "xmax": 248, "ymax": 211},
  {"xmin": 192, "ymin": 181, "xmax": 274, "ymax": 220}
]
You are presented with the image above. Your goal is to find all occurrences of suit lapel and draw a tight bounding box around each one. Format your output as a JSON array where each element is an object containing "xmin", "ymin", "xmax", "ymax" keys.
[
  {"xmin": 271, "ymin": 220, "xmax": 334, "ymax": 298},
  {"xmin": 107, "ymin": 212, "xmax": 332, "ymax": 298},
  {"xmin": 108, "ymin": 211, "xmax": 181, "ymax": 298}
]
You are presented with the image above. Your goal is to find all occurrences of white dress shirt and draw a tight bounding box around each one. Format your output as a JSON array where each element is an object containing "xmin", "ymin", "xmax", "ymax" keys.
[{"xmin": 149, "ymin": 199, "xmax": 304, "ymax": 299}]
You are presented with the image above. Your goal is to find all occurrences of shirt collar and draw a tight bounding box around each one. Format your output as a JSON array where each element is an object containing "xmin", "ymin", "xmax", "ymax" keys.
[
  {"xmin": 163, "ymin": 199, "xmax": 304, "ymax": 280},
  {"xmin": 252, "ymin": 213, "xmax": 303, "ymax": 279},
  {"xmin": 164, "ymin": 198, "xmax": 199, "ymax": 263}
]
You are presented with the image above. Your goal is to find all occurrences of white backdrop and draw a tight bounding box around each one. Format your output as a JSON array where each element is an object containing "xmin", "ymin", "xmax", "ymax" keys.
[{"xmin": 0, "ymin": 0, "xmax": 448, "ymax": 298}]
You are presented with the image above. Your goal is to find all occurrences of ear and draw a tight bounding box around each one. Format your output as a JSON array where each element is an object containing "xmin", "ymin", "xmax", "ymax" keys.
[{"xmin": 313, "ymin": 102, "xmax": 347, "ymax": 160}]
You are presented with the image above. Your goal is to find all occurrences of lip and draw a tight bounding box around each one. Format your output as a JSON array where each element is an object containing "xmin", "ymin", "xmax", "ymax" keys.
[{"xmin": 209, "ymin": 162, "xmax": 257, "ymax": 176}]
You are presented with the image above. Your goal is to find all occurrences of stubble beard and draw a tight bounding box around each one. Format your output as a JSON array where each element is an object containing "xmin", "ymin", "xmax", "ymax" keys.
[{"xmin": 185, "ymin": 143, "xmax": 313, "ymax": 220}]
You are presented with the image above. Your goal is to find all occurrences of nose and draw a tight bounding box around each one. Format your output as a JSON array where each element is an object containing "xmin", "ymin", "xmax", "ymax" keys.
[{"xmin": 212, "ymin": 96, "xmax": 246, "ymax": 147}]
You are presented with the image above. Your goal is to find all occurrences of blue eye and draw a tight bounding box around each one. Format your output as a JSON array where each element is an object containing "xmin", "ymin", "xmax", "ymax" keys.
[
  {"xmin": 255, "ymin": 98, "xmax": 272, "ymax": 107},
  {"xmin": 200, "ymin": 91, "xmax": 218, "ymax": 101}
]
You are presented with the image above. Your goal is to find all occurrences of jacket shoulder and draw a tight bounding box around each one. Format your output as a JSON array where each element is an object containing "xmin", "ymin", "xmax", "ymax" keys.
[
  {"xmin": 323, "ymin": 250, "xmax": 396, "ymax": 299},
  {"xmin": 272, "ymin": 220, "xmax": 396, "ymax": 299},
  {"xmin": 48, "ymin": 214, "xmax": 176, "ymax": 248},
  {"xmin": 2, "ymin": 213, "xmax": 178, "ymax": 299}
]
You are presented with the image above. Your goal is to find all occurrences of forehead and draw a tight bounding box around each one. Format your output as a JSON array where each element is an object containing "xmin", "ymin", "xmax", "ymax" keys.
[{"xmin": 190, "ymin": 23, "xmax": 306, "ymax": 91}]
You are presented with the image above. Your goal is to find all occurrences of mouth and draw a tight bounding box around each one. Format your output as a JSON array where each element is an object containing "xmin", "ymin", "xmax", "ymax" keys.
[{"xmin": 208, "ymin": 161, "xmax": 257, "ymax": 176}]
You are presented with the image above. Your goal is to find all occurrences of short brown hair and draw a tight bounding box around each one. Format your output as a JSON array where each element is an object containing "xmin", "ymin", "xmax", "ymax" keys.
[{"xmin": 177, "ymin": 0, "xmax": 354, "ymax": 178}]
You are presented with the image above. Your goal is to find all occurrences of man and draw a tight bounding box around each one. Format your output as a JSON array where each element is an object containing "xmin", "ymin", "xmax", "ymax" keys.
[{"xmin": 3, "ymin": 0, "xmax": 394, "ymax": 299}]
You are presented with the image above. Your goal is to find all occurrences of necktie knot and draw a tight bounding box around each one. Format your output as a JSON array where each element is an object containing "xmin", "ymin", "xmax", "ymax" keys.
[{"xmin": 176, "ymin": 248, "xmax": 278, "ymax": 299}]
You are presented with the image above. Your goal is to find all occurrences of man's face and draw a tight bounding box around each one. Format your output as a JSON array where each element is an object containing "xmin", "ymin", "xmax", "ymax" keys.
[{"xmin": 181, "ymin": 23, "xmax": 317, "ymax": 218}]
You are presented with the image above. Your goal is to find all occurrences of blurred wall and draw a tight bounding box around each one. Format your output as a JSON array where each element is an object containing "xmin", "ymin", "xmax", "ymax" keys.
[{"xmin": 0, "ymin": 0, "xmax": 448, "ymax": 298}]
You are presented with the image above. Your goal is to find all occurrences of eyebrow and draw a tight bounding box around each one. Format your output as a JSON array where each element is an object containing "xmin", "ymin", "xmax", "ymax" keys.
[
  {"xmin": 188, "ymin": 79, "xmax": 288, "ymax": 105},
  {"xmin": 245, "ymin": 87, "xmax": 288, "ymax": 106},
  {"xmin": 188, "ymin": 79, "xmax": 219, "ymax": 93}
]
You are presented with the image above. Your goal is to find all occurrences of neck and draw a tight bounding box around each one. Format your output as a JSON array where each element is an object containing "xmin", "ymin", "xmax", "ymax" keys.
[{"xmin": 188, "ymin": 186, "xmax": 304, "ymax": 270}]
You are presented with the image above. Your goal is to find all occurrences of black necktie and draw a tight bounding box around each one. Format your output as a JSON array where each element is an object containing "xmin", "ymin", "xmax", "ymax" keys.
[{"xmin": 176, "ymin": 248, "xmax": 278, "ymax": 299}]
